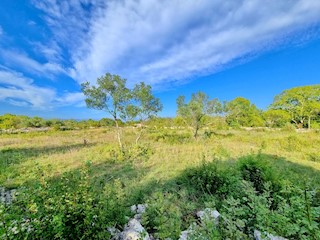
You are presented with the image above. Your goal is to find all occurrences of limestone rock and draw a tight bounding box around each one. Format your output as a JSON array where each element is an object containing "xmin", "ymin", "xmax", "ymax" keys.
[
  {"xmin": 0, "ymin": 187, "xmax": 16, "ymax": 204},
  {"xmin": 254, "ymin": 230, "xmax": 287, "ymax": 240},
  {"xmin": 120, "ymin": 219, "xmax": 150, "ymax": 240},
  {"xmin": 137, "ymin": 204, "xmax": 147, "ymax": 214},
  {"xmin": 196, "ymin": 208, "xmax": 220, "ymax": 225}
]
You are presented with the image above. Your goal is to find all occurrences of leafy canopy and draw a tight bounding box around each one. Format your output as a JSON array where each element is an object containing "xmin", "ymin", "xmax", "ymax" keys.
[
  {"xmin": 271, "ymin": 85, "xmax": 320, "ymax": 128},
  {"xmin": 177, "ymin": 91, "xmax": 222, "ymax": 138}
]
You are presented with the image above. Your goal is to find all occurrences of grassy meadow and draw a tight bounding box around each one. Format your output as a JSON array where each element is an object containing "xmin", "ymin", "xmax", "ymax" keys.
[{"xmin": 1, "ymin": 127, "xmax": 320, "ymax": 239}]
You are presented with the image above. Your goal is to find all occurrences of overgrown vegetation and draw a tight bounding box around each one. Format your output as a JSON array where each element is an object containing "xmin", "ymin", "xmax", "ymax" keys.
[
  {"xmin": 1, "ymin": 127, "xmax": 319, "ymax": 239},
  {"xmin": 1, "ymin": 83, "xmax": 320, "ymax": 239}
]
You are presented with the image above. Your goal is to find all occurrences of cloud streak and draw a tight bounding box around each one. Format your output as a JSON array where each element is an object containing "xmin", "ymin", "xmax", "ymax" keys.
[
  {"xmin": 0, "ymin": 67, "xmax": 84, "ymax": 109},
  {"xmin": 67, "ymin": 0, "xmax": 320, "ymax": 87}
]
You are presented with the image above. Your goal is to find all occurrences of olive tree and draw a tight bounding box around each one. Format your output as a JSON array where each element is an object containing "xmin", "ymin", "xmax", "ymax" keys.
[
  {"xmin": 81, "ymin": 73, "xmax": 162, "ymax": 148},
  {"xmin": 81, "ymin": 73, "xmax": 131, "ymax": 149},
  {"xmin": 176, "ymin": 92, "xmax": 222, "ymax": 139}
]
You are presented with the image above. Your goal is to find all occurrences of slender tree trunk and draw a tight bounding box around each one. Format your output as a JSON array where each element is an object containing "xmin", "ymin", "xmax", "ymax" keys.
[
  {"xmin": 308, "ymin": 116, "xmax": 311, "ymax": 130},
  {"xmin": 135, "ymin": 125, "xmax": 144, "ymax": 145},
  {"xmin": 114, "ymin": 119, "xmax": 123, "ymax": 150},
  {"xmin": 194, "ymin": 126, "xmax": 199, "ymax": 139}
]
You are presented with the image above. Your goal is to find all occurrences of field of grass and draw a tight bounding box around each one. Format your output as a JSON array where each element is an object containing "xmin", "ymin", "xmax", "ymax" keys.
[{"xmin": 1, "ymin": 127, "xmax": 320, "ymax": 239}]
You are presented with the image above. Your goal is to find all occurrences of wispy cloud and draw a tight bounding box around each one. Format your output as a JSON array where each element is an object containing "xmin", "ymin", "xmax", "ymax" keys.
[
  {"xmin": 66, "ymin": 0, "xmax": 320, "ymax": 87},
  {"xmin": 0, "ymin": 67, "xmax": 84, "ymax": 109},
  {"xmin": 0, "ymin": 49, "xmax": 66, "ymax": 77}
]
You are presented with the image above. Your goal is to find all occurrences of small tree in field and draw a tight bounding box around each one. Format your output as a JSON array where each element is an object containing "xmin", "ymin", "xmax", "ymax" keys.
[
  {"xmin": 81, "ymin": 73, "xmax": 131, "ymax": 149},
  {"xmin": 131, "ymin": 82, "xmax": 163, "ymax": 144},
  {"xmin": 176, "ymin": 92, "xmax": 222, "ymax": 139},
  {"xmin": 81, "ymin": 73, "xmax": 162, "ymax": 148}
]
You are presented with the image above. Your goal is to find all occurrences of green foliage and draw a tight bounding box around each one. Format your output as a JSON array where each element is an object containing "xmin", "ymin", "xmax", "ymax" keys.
[
  {"xmin": 271, "ymin": 85, "xmax": 320, "ymax": 129},
  {"xmin": 0, "ymin": 164, "xmax": 128, "ymax": 239},
  {"xmin": 150, "ymin": 130, "xmax": 192, "ymax": 144},
  {"xmin": 238, "ymin": 155, "xmax": 280, "ymax": 194},
  {"xmin": 182, "ymin": 161, "xmax": 240, "ymax": 199},
  {"xmin": 225, "ymin": 97, "xmax": 264, "ymax": 127},
  {"xmin": 177, "ymin": 92, "xmax": 222, "ymax": 138},
  {"xmin": 142, "ymin": 192, "xmax": 182, "ymax": 239},
  {"xmin": 263, "ymin": 109, "xmax": 291, "ymax": 127},
  {"xmin": 81, "ymin": 74, "xmax": 162, "ymax": 148},
  {"xmin": 218, "ymin": 181, "xmax": 320, "ymax": 239},
  {"xmin": 109, "ymin": 144, "xmax": 154, "ymax": 161}
]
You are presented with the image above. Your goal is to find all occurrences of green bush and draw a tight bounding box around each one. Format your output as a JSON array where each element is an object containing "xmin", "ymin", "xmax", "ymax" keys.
[
  {"xmin": 150, "ymin": 131, "xmax": 192, "ymax": 144},
  {"xmin": 182, "ymin": 161, "xmax": 240, "ymax": 200},
  {"xmin": 218, "ymin": 181, "xmax": 320, "ymax": 239},
  {"xmin": 109, "ymin": 144, "xmax": 154, "ymax": 161},
  {"xmin": 0, "ymin": 164, "xmax": 128, "ymax": 239},
  {"xmin": 142, "ymin": 192, "xmax": 182, "ymax": 239},
  {"xmin": 238, "ymin": 155, "xmax": 280, "ymax": 194}
]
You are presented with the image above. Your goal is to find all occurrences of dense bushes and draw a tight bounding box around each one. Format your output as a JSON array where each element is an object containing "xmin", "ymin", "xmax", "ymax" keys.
[
  {"xmin": 182, "ymin": 161, "xmax": 240, "ymax": 200},
  {"xmin": 1, "ymin": 153, "xmax": 320, "ymax": 239},
  {"xmin": 142, "ymin": 192, "xmax": 183, "ymax": 239},
  {"xmin": 0, "ymin": 164, "xmax": 128, "ymax": 239},
  {"xmin": 169, "ymin": 155, "xmax": 320, "ymax": 239}
]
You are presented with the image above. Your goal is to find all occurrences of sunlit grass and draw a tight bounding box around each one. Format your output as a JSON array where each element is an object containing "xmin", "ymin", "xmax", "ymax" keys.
[{"xmin": 1, "ymin": 127, "xmax": 319, "ymax": 189}]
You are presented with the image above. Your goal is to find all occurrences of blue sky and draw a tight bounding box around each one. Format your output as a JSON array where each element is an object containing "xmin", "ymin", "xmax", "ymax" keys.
[{"xmin": 0, "ymin": 0, "xmax": 320, "ymax": 119}]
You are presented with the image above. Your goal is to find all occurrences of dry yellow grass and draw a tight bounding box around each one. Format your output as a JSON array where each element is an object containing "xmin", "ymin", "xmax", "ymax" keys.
[{"xmin": 1, "ymin": 127, "xmax": 319, "ymax": 188}]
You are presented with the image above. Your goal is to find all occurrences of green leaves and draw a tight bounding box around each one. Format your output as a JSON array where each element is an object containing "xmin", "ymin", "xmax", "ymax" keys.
[
  {"xmin": 271, "ymin": 85, "xmax": 320, "ymax": 128},
  {"xmin": 176, "ymin": 92, "xmax": 222, "ymax": 138},
  {"xmin": 81, "ymin": 74, "xmax": 162, "ymax": 146},
  {"xmin": 225, "ymin": 97, "xmax": 264, "ymax": 127}
]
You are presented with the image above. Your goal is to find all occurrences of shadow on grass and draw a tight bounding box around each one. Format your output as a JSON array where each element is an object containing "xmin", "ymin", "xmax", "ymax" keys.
[
  {"xmin": 4, "ymin": 152, "xmax": 320, "ymax": 238},
  {"xmin": 0, "ymin": 143, "xmax": 96, "ymax": 168},
  {"xmin": 118, "ymin": 153, "xmax": 320, "ymax": 205}
]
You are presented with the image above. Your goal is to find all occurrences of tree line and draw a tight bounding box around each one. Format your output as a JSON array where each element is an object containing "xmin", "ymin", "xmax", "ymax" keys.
[
  {"xmin": 0, "ymin": 114, "xmax": 118, "ymax": 131},
  {"xmin": 1, "ymin": 73, "xmax": 319, "ymax": 140}
]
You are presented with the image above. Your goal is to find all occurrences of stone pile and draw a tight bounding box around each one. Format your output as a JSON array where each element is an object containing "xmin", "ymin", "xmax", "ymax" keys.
[{"xmin": 109, "ymin": 205, "xmax": 287, "ymax": 240}]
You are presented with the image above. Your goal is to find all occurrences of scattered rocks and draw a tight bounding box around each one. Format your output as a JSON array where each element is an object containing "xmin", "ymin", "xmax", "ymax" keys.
[
  {"xmin": 115, "ymin": 204, "xmax": 150, "ymax": 240},
  {"xmin": 0, "ymin": 187, "xmax": 16, "ymax": 204},
  {"xmin": 254, "ymin": 230, "xmax": 287, "ymax": 240},
  {"xmin": 107, "ymin": 226, "xmax": 121, "ymax": 239},
  {"xmin": 120, "ymin": 219, "xmax": 150, "ymax": 240},
  {"xmin": 116, "ymin": 205, "xmax": 287, "ymax": 240},
  {"xmin": 196, "ymin": 208, "xmax": 220, "ymax": 225},
  {"xmin": 178, "ymin": 209, "xmax": 220, "ymax": 240},
  {"xmin": 130, "ymin": 204, "xmax": 147, "ymax": 221},
  {"xmin": 179, "ymin": 224, "xmax": 196, "ymax": 240}
]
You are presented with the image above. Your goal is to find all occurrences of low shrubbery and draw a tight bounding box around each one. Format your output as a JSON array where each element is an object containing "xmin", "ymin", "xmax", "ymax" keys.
[
  {"xmin": 1, "ymin": 149, "xmax": 319, "ymax": 239},
  {"xmin": 0, "ymin": 163, "xmax": 128, "ymax": 239}
]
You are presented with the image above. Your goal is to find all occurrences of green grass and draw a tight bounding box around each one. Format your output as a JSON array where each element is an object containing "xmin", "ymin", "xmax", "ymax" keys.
[{"xmin": 1, "ymin": 127, "xmax": 320, "ymax": 239}]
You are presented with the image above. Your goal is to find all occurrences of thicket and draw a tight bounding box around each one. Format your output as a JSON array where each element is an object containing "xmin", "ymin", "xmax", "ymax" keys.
[
  {"xmin": 2, "ymin": 154, "xmax": 319, "ymax": 239},
  {"xmin": 0, "ymin": 163, "xmax": 128, "ymax": 239}
]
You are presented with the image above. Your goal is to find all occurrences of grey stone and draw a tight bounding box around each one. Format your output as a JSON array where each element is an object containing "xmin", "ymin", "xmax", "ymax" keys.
[
  {"xmin": 130, "ymin": 205, "xmax": 137, "ymax": 213},
  {"xmin": 196, "ymin": 208, "xmax": 220, "ymax": 225},
  {"xmin": 254, "ymin": 230, "xmax": 287, "ymax": 240},
  {"xmin": 179, "ymin": 223, "xmax": 196, "ymax": 240},
  {"xmin": 120, "ymin": 219, "xmax": 150, "ymax": 240},
  {"xmin": 0, "ymin": 187, "xmax": 16, "ymax": 205},
  {"xmin": 137, "ymin": 204, "xmax": 147, "ymax": 214}
]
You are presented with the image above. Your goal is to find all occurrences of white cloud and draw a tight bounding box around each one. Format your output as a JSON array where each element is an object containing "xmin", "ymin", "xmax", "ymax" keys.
[
  {"xmin": 31, "ymin": 41, "xmax": 63, "ymax": 63},
  {"xmin": 32, "ymin": 0, "xmax": 320, "ymax": 88},
  {"xmin": 0, "ymin": 67, "xmax": 84, "ymax": 109},
  {"xmin": 55, "ymin": 92, "xmax": 85, "ymax": 107},
  {"xmin": 0, "ymin": 49, "xmax": 66, "ymax": 77},
  {"xmin": 70, "ymin": 0, "xmax": 320, "ymax": 87}
]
